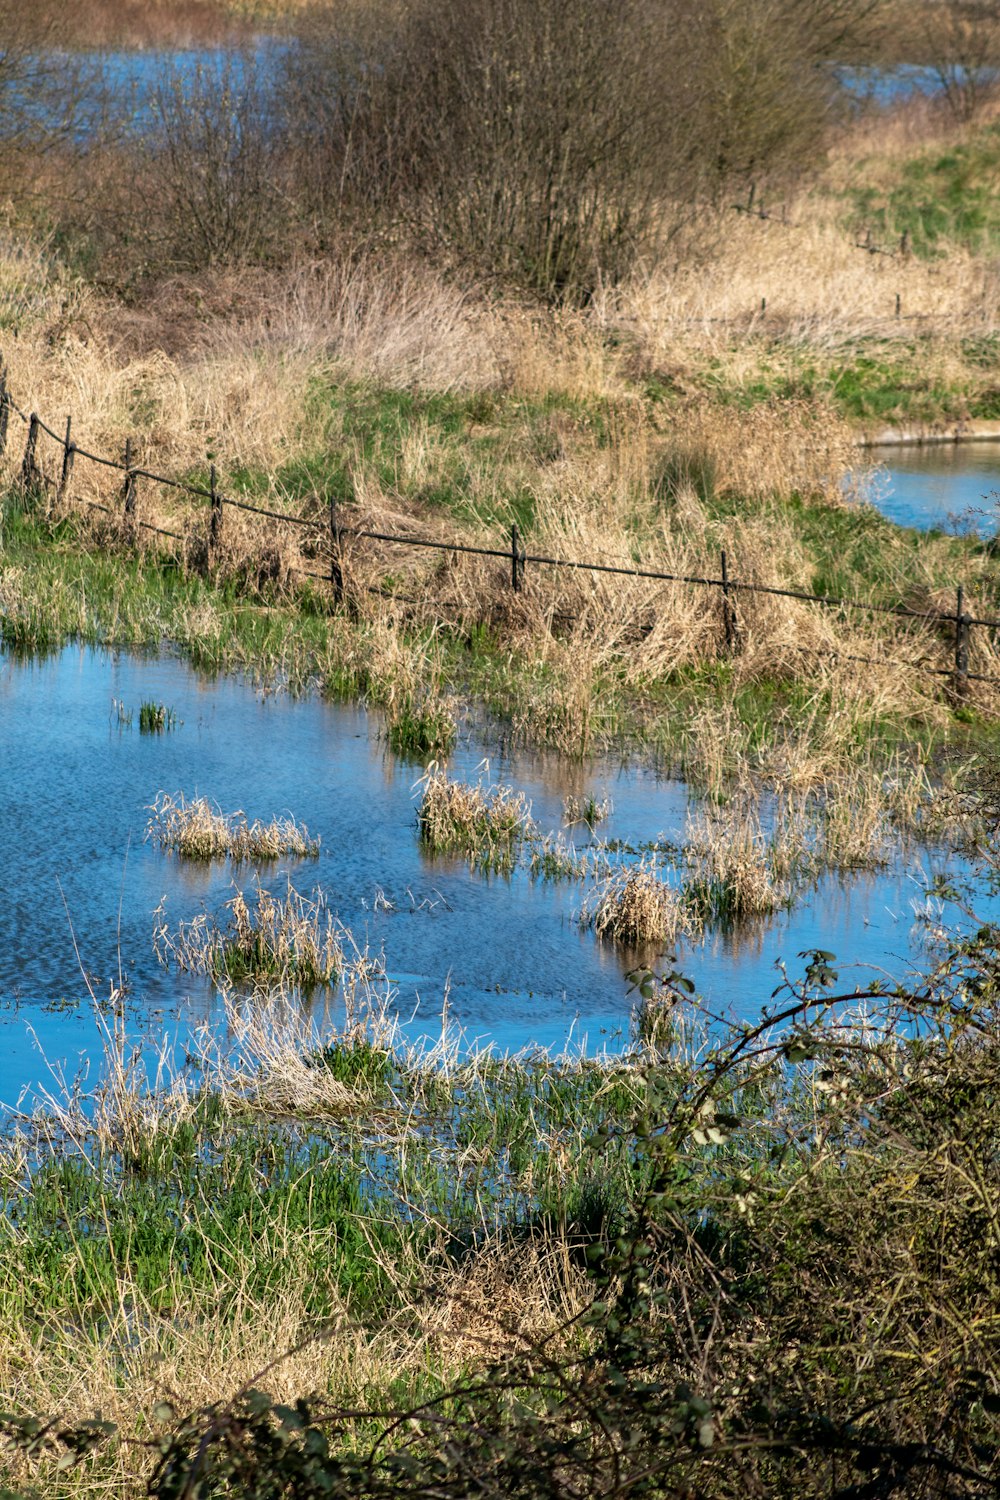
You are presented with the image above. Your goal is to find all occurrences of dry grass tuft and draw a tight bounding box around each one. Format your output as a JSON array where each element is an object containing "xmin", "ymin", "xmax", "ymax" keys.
[
  {"xmin": 684, "ymin": 806, "xmax": 786, "ymax": 923},
  {"xmin": 416, "ymin": 765, "xmax": 533, "ymax": 868},
  {"xmin": 146, "ymin": 791, "xmax": 320, "ymax": 863},
  {"xmin": 583, "ymin": 862, "xmax": 694, "ymax": 947},
  {"xmin": 155, "ymin": 882, "xmax": 344, "ymax": 988}
]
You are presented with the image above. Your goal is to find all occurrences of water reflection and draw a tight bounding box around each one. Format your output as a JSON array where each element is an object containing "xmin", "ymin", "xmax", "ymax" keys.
[{"xmin": 0, "ymin": 644, "xmax": 992, "ymax": 1105}]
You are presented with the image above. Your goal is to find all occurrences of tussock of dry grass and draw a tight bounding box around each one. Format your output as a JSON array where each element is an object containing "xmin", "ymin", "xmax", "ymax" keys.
[
  {"xmin": 597, "ymin": 196, "xmax": 997, "ymax": 361},
  {"xmin": 684, "ymin": 806, "xmax": 786, "ymax": 923},
  {"xmin": 416, "ymin": 765, "xmax": 533, "ymax": 867},
  {"xmin": 583, "ymin": 863, "xmax": 694, "ymax": 947},
  {"xmin": 155, "ymin": 882, "xmax": 344, "ymax": 987},
  {"xmin": 146, "ymin": 791, "xmax": 319, "ymax": 863}
]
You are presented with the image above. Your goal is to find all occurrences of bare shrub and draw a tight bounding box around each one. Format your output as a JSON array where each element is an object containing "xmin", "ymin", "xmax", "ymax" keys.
[
  {"xmin": 85, "ymin": 51, "xmax": 287, "ymax": 287},
  {"xmin": 287, "ymin": 0, "xmax": 882, "ymax": 303}
]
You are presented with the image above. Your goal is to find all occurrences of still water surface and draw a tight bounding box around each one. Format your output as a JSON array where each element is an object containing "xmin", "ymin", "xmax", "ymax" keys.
[
  {"xmin": 0, "ymin": 645, "xmax": 982, "ymax": 1108},
  {"xmin": 872, "ymin": 444, "xmax": 1000, "ymax": 535}
]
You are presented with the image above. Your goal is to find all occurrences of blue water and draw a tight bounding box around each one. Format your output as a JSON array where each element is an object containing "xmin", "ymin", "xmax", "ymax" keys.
[
  {"xmin": 0, "ymin": 644, "xmax": 984, "ymax": 1108},
  {"xmin": 869, "ymin": 444, "xmax": 1000, "ymax": 535},
  {"xmin": 837, "ymin": 64, "xmax": 996, "ymax": 105}
]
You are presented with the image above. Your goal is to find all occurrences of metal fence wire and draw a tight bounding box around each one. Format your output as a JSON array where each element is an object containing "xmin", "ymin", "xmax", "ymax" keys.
[{"xmin": 2, "ymin": 367, "xmax": 999, "ymax": 694}]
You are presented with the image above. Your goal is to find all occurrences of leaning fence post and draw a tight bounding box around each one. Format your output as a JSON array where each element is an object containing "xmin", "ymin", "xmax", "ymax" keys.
[
  {"xmin": 57, "ymin": 415, "xmax": 74, "ymax": 505},
  {"xmin": 511, "ymin": 522, "xmax": 523, "ymax": 592},
  {"xmin": 0, "ymin": 369, "xmax": 9, "ymax": 460},
  {"xmin": 122, "ymin": 437, "xmax": 138, "ymax": 526},
  {"xmin": 330, "ymin": 495, "xmax": 343, "ymax": 603},
  {"xmin": 208, "ymin": 463, "xmax": 222, "ymax": 564},
  {"xmin": 954, "ymin": 585, "xmax": 970, "ymax": 695},
  {"xmin": 20, "ymin": 413, "xmax": 38, "ymax": 493},
  {"xmin": 720, "ymin": 548, "xmax": 737, "ymax": 651}
]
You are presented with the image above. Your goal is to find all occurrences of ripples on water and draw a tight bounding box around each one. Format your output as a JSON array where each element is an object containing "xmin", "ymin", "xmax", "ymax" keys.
[{"xmin": 0, "ymin": 643, "xmax": 989, "ymax": 1106}]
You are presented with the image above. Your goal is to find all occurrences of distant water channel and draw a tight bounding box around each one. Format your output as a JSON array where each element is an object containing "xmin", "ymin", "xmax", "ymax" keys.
[
  {"xmin": 868, "ymin": 444, "xmax": 1000, "ymax": 535},
  {"xmin": 0, "ymin": 645, "xmax": 988, "ymax": 1108}
]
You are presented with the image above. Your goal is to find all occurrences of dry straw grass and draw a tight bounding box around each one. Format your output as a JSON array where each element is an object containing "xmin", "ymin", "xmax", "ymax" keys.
[
  {"xmin": 155, "ymin": 881, "xmax": 344, "ymax": 987},
  {"xmin": 683, "ymin": 805, "xmax": 786, "ymax": 923},
  {"xmin": 146, "ymin": 791, "xmax": 319, "ymax": 862},
  {"xmin": 3, "ymin": 224, "xmax": 997, "ymax": 769},
  {"xmin": 416, "ymin": 765, "xmax": 533, "ymax": 867},
  {"xmin": 583, "ymin": 862, "xmax": 694, "ymax": 947}
]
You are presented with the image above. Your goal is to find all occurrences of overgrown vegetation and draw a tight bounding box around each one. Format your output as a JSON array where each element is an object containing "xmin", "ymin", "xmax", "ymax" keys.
[{"xmin": 2, "ymin": 914, "xmax": 1000, "ymax": 1496}]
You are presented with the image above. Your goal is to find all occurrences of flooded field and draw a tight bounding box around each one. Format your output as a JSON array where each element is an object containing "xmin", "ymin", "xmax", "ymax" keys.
[{"xmin": 0, "ymin": 644, "xmax": 986, "ymax": 1107}]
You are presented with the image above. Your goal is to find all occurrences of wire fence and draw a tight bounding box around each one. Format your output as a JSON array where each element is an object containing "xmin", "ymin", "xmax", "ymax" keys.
[{"xmin": 2, "ymin": 367, "xmax": 1000, "ymax": 695}]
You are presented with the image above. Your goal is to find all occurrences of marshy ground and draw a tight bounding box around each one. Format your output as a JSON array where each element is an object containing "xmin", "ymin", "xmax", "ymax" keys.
[{"xmin": 3, "ymin": 4, "xmax": 1000, "ymax": 1494}]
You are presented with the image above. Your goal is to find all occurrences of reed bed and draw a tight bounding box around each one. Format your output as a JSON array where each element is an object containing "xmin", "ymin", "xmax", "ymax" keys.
[{"xmin": 146, "ymin": 791, "xmax": 320, "ymax": 863}]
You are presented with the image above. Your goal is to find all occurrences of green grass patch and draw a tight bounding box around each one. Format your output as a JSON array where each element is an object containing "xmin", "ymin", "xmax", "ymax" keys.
[{"xmin": 847, "ymin": 122, "xmax": 1000, "ymax": 259}]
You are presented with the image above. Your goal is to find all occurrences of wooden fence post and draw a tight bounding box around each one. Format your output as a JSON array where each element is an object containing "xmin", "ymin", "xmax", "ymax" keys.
[
  {"xmin": 720, "ymin": 548, "xmax": 737, "ymax": 651},
  {"xmin": 511, "ymin": 522, "xmax": 523, "ymax": 592},
  {"xmin": 122, "ymin": 437, "xmax": 138, "ymax": 525},
  {"xmin": 0, "ymin": 370, "xmax": 9, "ymax": 460},
  {"xmin": 330, "ymin": 495, "xmax": 343, "ymax": 603},
  {"xmin": 20, "ymin": 413, "xmax": 38, "ymax": 492},
  {"xmin": 954, "ymin": 585, "xmax": 969, "ymax": 695},
  {"xmin": 208, "ymin": 464, "xmax": 222, "ymax": 564},
  {"xmin": 57, "ymin": 415, "xmax": 74, "ymax": 505}
]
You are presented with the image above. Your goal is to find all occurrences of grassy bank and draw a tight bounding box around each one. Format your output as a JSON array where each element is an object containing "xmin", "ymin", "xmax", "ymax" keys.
[{"xmin": 1, "ymin": 924, "xmax": 999, "ymax": 1497}]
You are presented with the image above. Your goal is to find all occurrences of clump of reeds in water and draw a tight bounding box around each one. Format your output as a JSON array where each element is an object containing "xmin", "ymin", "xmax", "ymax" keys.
[
  {"xmin": 387, "ymin": 693, "xmax": 457, "ymax": 759},
  {"xmin": 529, "ymin": 833, "xmax": 594, "ymax": 881},
  {"xmin": 683, "ymin": 808, "xmax": 785, "ymax": 923},
  {"xmin": 416, "ymin": 765, "xmax": 532, "ymax": 869},
  {"xmin": 139, "ymin": 701, "xmax": 177, "ymax": 733},
  {"xmin": 146, "ymin": 792, "xmax": 319, "ymax": 863},
  {"xmin": 562, "ymin": 793, "xmax": 612, "ymax": 830},
  {"xmin": 583, "ymin": 863, "xmax": 694, "ymax": 946},
  {"xmin": 155, "ymin": 883, "xmax": 343, "ymax": 988}
]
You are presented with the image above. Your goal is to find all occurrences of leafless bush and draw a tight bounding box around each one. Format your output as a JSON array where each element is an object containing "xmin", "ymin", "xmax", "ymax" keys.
[
  {"xmin": 82, "ymin": 51, "xmax": 288, "ymax": 286},
  {"xmin": 285, "ymin": 0, "xmax": 884, "ymax": 304}
]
